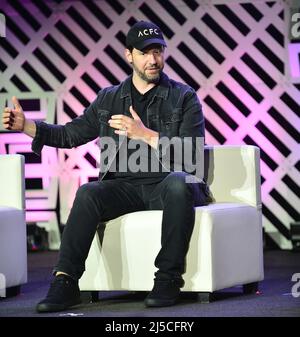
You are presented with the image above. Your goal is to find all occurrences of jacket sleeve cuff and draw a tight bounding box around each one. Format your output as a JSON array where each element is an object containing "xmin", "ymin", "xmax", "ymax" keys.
[{"xmin": 31, "ymin": 121, "xmax": 48, "ymax": 156}]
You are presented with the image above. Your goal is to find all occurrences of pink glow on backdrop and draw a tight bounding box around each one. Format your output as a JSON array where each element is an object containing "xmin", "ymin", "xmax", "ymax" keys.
[{"xmin": 0, "ymin": 0, "xmax": 299, "ymax": 250}]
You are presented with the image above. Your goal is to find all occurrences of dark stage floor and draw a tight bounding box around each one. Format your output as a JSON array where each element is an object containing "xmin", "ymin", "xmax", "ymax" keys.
[{"xmin": 0, "ymin": 249, "xmax": 299, "ymax": 318}]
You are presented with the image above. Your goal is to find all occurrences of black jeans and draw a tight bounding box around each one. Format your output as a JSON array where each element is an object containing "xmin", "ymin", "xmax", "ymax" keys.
[{"xmin": 54, "ymin": 172, "xmax": 207, "ymax": 283}]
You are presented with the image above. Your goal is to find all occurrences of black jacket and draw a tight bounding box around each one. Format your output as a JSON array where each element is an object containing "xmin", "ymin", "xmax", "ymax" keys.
[{"xmin": 32, "ymin": 72, "xmax": 205, "ymax": 182}]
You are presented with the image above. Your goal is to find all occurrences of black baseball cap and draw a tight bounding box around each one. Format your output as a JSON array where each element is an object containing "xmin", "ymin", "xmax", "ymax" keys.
[{"xmin": 126, "ymin": 21, "xmax": 167, "ymax": 51}]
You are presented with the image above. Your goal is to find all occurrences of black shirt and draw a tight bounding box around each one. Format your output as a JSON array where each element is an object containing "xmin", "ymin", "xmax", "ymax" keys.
[{"xmin": 107, "ymin": 80, "xmax": 169, "ymax": 185}]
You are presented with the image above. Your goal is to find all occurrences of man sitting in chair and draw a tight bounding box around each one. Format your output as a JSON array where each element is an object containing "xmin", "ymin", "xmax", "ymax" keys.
[{"xmin": 2, "ymin": 21, "xmax": 209, "ymax": 313}]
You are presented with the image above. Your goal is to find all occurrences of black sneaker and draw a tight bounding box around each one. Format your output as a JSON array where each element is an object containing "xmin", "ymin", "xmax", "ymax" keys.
[
  {"xmin": 36, "ymin": 274, "xmax": 81, "ymax": 313},
  {"xmin": 144, "ymin": 279, "xmax": 182, "ymax": 307}
]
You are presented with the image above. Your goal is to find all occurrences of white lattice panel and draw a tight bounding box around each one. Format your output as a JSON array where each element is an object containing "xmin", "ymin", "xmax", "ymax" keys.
[{"xmin": 0, "ymin": 0, "xmax": 299, "ymax": 249}]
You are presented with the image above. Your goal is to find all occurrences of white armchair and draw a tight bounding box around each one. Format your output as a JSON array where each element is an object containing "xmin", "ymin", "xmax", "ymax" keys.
[
  {"xmin": 79, "ymin": 145, "xmax": 264, "ymax": 302},
  {"xmin": 0, "ymin": 154, "xmax": 27, "ymax": 297}
]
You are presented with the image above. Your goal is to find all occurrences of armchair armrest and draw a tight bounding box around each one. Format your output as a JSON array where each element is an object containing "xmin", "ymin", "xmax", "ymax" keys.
[{"xmin": 0, "ymin": 154, "xmax": 25, "ymax": 210}]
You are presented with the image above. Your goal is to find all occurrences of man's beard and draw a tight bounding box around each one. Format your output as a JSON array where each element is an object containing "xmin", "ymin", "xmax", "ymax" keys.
[{"xmin": 132, "ymin": 63, "xmax": 162, "ymax": 84}]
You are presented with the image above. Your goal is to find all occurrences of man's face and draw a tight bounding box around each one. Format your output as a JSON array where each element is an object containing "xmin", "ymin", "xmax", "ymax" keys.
[{"xmin": 126, "ymin": 44, "xmax": 165, "ymax": 84}]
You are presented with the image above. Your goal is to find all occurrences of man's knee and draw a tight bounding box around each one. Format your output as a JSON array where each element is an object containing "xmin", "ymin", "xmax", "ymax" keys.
[
  {"xmin": 75, "ymin": 182, "xmax": 102, "ymax": 203},
  {"xmin": 164, "ymin": 172, "xmax": 193, "ymax": 196}
]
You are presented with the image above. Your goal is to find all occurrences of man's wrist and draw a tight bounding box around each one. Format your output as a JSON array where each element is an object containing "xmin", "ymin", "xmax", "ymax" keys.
[
  {"xmin": 144, "ymin": 128, "xmax": 159, "ymax": 149},
  {"xmin": 24, "ymin": 119, "xmax": 37, "ymax": 138}
]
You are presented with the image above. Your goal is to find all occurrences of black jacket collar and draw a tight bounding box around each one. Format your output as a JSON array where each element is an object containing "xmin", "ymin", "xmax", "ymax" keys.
[{"xmin": 120, "ymin": 72, "xmax": 169, "ymax": 100}]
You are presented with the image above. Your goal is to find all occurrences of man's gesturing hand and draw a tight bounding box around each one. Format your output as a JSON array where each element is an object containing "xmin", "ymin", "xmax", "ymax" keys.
[
  {"xmin": 109, "ymin": 106, "xmax": 147, "ymax": 139},
  {"xmin": 109, "ymin": 106, "xmax": 159, "ymax": 149},
  {"xmin": 2, "ymin": 96, "xmax": 25, "ymax": 131}
]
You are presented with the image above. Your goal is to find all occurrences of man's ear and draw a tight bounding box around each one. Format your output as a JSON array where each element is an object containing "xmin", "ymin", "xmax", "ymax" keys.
[{"xmin": 125, "ymin": 49, "xmax": 133, "ymax": 64}]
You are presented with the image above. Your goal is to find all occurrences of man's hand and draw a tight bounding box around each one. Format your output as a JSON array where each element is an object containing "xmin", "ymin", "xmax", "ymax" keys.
[
  {"xmin": 2, "ymin": 96, "xmax": 25, "ymax": 131},
  {"xmin": 2, "ymin": 96, "xmax": 36, "ymax": 137},
  {"xmin": 108, "ymin": 106, "xmax": 159, "ymax": 149},
  {"xmin": 109, "ymin": 106, "xmax": 146, "ymax": 139}
]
